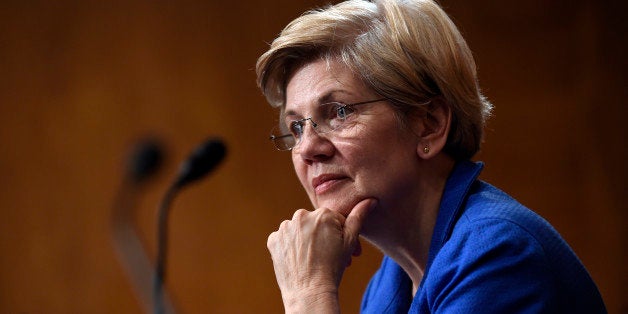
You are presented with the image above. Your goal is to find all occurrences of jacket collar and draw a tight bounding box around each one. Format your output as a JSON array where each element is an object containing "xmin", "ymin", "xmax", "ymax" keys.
[{"xmin": 423, "ymin": 160, "xmax": 483, "ymax": 280}]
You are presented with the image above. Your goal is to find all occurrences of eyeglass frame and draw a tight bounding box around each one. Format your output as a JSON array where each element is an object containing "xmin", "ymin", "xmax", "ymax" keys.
[{"xmin": 269, "ymin": 98, "xmax": 388, "ymax": 151}]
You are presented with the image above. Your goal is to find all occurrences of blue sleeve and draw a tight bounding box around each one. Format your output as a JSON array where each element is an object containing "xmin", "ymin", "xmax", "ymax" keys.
[{"xmin": 421, "ymin": 218, "xmax": 558, "ymax": 313}]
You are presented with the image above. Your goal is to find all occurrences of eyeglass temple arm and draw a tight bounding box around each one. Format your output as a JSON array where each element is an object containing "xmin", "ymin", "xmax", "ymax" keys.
[{"xmin": 269, "ymin": 134, "xmax": 293, "ymax": 140}]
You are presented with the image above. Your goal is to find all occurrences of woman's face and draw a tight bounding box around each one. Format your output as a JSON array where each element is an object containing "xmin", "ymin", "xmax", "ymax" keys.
[{"xmin": 284, "ymin": 58, "xmax": 422, "ymax": 218}]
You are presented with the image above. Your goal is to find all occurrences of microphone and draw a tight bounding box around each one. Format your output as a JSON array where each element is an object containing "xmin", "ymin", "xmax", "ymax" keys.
[
  {"xmin": 127, "ymin": 139, "xmax": 163, "ymax": 184},
  {"xmin": 173, "ymin": 138, "xmax": 227, "ymax": 188},
  {"xmin": 112, "ymin": 138, "xmax": 179, "ymax": 314},
  {"xmin": 154, "ymin": 138, "xmax": 227, "ymax": 314}
]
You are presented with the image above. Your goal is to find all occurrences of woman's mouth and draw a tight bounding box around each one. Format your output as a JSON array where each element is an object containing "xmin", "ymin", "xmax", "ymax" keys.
[{"xmin": 312, "ymin": 174, "xmax": 349, "ymax": 195}]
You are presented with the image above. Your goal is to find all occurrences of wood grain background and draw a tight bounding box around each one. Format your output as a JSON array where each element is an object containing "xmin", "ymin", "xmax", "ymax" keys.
[{"xmin": 0, "ymin": 0, "xmax": 625, "ymax": 313}]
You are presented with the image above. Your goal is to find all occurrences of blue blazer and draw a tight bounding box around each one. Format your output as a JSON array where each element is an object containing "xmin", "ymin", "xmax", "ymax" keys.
[{"xmin": 361, "ymin": 161, "xmax": 606, "ymax": 313}]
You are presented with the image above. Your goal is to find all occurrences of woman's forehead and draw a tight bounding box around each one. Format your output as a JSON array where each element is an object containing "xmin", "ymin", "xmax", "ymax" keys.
[{"xmin": 284, "ymin": 60, "xmax": 369, "ymax": 113}]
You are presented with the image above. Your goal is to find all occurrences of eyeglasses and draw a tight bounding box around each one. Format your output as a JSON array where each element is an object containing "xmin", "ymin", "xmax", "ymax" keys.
[{"xmin": 269, "ymin": 98, "xmax": 387, "ymax": 151}]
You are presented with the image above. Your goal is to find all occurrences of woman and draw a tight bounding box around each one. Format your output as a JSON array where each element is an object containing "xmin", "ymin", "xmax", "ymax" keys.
[{"xmin": 256, "ymin": 0, "xmax": 606, "ymax": 312}]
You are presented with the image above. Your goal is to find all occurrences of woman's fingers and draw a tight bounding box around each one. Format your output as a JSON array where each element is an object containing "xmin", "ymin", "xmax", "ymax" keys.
[
  {"xmin": 343, "ymin": 198, "xmax": 377, "ymax": 266},
  {"xmin": 344, "ymin": 198, "xmax": 377, "ymax": 242},
  {"xmin": 266, "ymin": 199, "xmax": 377, "ymax": 297}
]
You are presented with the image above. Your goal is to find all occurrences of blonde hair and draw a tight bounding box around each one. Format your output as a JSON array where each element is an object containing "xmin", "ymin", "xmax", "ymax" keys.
[{"xmin": 256, "ymin": 0, "xmax": 492, "ymax": 160}]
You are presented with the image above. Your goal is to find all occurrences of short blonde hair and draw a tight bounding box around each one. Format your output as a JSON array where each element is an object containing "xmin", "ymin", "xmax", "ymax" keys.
[{"xmin": 256, "ymin": 0, "xmax": 492, "ymax": 160}]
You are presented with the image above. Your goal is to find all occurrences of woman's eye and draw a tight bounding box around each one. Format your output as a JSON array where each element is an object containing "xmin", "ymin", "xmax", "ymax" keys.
[
  {"xmin": 335, "ymin": 105, "xmax": 354, "ymax": 119},
  {"xmin": 289, "ymin": 121, "xmax": 303, "ymax": 137}
]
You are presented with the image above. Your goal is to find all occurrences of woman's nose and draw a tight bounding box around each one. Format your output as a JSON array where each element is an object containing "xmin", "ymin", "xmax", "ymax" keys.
[{"xmin": 294, "ymin": 123, "xmax": 334, "ymax": 163}]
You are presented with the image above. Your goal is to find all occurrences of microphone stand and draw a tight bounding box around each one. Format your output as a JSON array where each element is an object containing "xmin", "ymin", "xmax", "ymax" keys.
[
  {"xmin": 154, "ymin": 183, "xmax": 180, "ymax": 314},
  {"xmin": 111, "ymin": 139, "xmax": 178, "ymax": 314},
  {"xmin": 152, "ymin": 138, "xmax": 226, "ymax": 314},
  {"xmin": 112, "ymin": 178, "xmax": 179, "ymax": 314}
]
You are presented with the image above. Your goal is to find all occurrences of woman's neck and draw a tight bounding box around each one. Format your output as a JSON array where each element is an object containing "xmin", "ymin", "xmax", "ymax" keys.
[{"xmin": 362, "ymin": 154, "xmax": 455, "ymax": 293}]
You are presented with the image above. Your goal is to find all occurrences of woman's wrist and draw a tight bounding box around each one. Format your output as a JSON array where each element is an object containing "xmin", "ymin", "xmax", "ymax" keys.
[{"xmin": 282, "ymin": 288, "xmax": 340, "ymax": 314}]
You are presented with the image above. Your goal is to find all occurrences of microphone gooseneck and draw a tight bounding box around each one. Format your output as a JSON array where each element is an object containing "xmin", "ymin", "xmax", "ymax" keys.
[{"xmin": 154, "ymin": 138, "xmax": 227, "ymax": 314}]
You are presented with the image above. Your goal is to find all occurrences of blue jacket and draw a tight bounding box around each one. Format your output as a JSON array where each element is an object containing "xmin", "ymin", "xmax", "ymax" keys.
[{"xmin": 361, "ymin": 161, "xmax": 606, "ymax": 313}]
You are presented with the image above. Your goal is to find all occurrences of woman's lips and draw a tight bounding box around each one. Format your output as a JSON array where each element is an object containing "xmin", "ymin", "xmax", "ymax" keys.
[{"xmin": 312, "ymin": 174, "xmax": 349, "ymax": 195}]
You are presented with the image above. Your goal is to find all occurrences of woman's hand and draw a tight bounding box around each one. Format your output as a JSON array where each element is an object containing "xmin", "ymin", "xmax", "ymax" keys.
[{"xmin": 267, "ymin": 198, "xmax": 377, "ymax": 313}]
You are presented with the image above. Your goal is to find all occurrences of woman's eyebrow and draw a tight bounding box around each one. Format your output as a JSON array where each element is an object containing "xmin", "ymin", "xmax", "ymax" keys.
[
  {"xmin": 280, "ymin": 110, "xmax": 299, "ymax": 123},
  {"xmin": 283, "ymin": 89, "xmax": 353, "ymax": 117},
  {"xmin": 318, "ymin": 90, "xmax": 352, "ymax": 104}
]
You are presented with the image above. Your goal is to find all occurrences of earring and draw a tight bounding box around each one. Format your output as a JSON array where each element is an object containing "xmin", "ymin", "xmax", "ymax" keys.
[{"xmin": 423, "ymin": 146, "xmax": 430, "ymax": 154}]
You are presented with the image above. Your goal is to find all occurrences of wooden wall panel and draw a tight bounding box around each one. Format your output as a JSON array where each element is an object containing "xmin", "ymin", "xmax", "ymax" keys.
[{"xmin": 0, "ymin": 1, "xmax": 624, "ymax": 313}]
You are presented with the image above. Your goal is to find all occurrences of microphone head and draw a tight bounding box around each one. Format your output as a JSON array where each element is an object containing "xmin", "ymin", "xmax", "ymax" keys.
[
  {"xmin": 174, "ymin": 138, "xmax": 227, "ymax": 188},
  {"xmin": 127, "ymin": 138, "xmax": 164, "ymax": 184}
]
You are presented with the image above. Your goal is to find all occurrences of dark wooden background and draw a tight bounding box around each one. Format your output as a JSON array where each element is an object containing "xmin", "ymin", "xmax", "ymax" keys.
[{"xmin": 0, "ymin": 0, "xmax": 625, "ymax": 313}]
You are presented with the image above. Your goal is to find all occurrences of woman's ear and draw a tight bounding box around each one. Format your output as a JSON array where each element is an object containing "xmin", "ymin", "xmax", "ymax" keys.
[{"xmin": 416, "ymin": 97, "xmax": 451, "ymax": 159}]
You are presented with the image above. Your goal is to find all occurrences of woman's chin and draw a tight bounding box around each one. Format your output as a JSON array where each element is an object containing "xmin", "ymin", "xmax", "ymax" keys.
[{"xmin": 315, "ymin": 197, "xmax": 361, "ymax": 217}]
